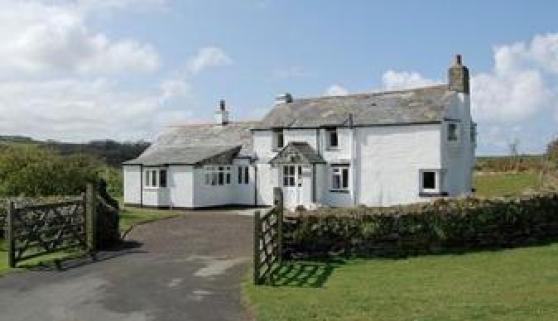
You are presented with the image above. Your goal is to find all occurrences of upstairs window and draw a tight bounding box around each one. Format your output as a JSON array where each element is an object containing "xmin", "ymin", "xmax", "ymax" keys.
[
  {"xmin": 448, "ymin": 123, "xmax": 459, "ymax": 142},
  {"xmin": 273, "ymin": 129, "xmax": 284, "ymax": 150},
  {"xmin": 470, "ymin": 123, "xmax": 477, "ymax": 144},
  {"xmin": 327, "ymin": 128, "xmax": 339, "ymax": 149}
]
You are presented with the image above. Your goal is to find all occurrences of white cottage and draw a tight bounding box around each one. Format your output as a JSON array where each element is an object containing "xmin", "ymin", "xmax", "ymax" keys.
[{"xmin": 123, "ymin": 55, "xmax": 475, "ymax": 209}]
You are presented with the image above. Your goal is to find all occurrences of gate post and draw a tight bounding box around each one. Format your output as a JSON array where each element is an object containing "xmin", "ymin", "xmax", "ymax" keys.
[
  {"xmin": 7, "ymin": 201, "xmax": 16, "ymax": 268},
  {"xmin": 273, "ymin": 187, "xmax": 284, "ymax": 266},
  {"xmin": 253, "ymin": 210, "xmax": 261, "ymax": 285},
  {"xmin": 85, "ymin": 183, "xmax": 97, "ymax": 253}
]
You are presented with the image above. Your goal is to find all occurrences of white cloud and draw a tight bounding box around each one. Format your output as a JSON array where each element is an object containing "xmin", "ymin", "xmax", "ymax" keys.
[
  {"xmin": 0, "ymin": 78, "xmax": 190, "ymax": 142},
  {"xmin": 0, "ymin": 0, "xmax": 160, "ymax": 77},
  {"xmin": 324, "ymin": 84, "xmax": 349, "ymax": 96},
  {"xmin": 381, "ymin": 70, "xmax": 439, "ymax": 90},
  {"xmin": 0, "ymin": 1, "xmax": 236, "ymax": 142},
  {"xmin": 186, "ymin": 47, "xmax": 233, "ymax": 75},
  {"xmin": 379, "ymin": 33, "xmax": 558, "ymax": 154}
]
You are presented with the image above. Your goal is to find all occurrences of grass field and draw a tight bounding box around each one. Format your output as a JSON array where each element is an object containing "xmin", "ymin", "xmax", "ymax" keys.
[
  {"xmin": 244, "ymin": 243, "xmax": 558, "ymax": 321},
  {"xmin": 474, "ymin": 171, "xmax": 540, "ymax": 197},
  {"xmin": 0, "ymin": 204, "xmax": 178, "ymax": 276}
]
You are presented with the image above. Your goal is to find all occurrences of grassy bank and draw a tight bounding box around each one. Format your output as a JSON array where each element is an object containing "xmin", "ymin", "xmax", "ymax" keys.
[
  {"xmin": 244, "ymin": 243, "xmax": 558, "ymax": 321},
  {"xmin": 119, "ymin": 206, "xmax": 179, "ymax": 235},
  {"xmin": 474, "ymin": 171, "xmax": 540, "ymax": 197}
]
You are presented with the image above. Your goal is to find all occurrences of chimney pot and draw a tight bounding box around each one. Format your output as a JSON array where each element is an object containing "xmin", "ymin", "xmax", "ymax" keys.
[
  {"xmin": 275, "ymin": 93, "xmax": 293, "ymax": 105},
  {"xmin": 215, "ymin": 99, "xmax": 229, "ymax": 125},
  {"xmin": 455, "ymin": 54, "xmax": 462, "ymax": 65}
]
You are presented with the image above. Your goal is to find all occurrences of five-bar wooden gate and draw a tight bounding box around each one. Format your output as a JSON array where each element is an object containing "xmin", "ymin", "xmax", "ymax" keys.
[
  {"xmin": 253, "ymin": 188, "xmax": 283, "ymax": 285},
  {"xmin": 6, "ymin": 184, "xmax": 97, "ymax": 268}
]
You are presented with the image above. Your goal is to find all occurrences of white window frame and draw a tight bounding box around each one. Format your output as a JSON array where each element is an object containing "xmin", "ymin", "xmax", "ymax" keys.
[
  {"xmin": 144, "ymin": 168, "xmax": 167, "ymax": 189},
  {"xmin": 330, "ymin": 165, "xmax": 349, "ymax": 192},
  {"xmin": 237, "ymin": 166, "xmax": 250, "ymax": 185},
  {"xmin": 419, "ymin": 169, "xmax": 445, "ymax": 195},
  {"xmin": 273, "ymin": 129, "xmax": 284, "ymax": 150},
  {"xmin": 204, "ymin": 165, "xmax": 232, "ymax": 186},
  {"xmin": 326, "ymin": 128, "xmax": 339, "ymax": 149},
  {"xmin": 282, "ymin": 165, "xmax": 296, "ymax": 187}
]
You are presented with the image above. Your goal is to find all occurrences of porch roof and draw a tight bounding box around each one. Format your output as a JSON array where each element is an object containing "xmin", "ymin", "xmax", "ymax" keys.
[{"xmin": 269, "ymin": 142, "xmax": 326, "ymax": 165}]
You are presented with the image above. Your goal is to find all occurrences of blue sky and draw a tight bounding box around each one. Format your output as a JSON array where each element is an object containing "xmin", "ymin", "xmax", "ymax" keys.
[{"xmin": 1, "ymin": 0, "xmax": 558, "ymax": 155}]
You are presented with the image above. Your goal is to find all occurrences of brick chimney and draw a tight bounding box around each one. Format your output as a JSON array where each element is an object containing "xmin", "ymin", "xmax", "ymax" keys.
[
  {"xmin": 215, "ymin": 99, "xmax": 229, "ymax": 125},
  {"xmin": 448, "ymin": 54, "xmax": 470, "ymax": 94}
]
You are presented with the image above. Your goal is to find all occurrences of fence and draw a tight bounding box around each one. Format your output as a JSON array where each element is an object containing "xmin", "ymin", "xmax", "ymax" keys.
[
  {"xmin": 253, "ymin": 188, "xmax": 283, "ymax": 285},
  {"xmin": 5, "ymin": 184, "xmax": 97, "ymax": 268}
]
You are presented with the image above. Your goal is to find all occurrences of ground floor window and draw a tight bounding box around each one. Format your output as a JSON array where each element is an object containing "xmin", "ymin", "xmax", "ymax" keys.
[
  {"xmin": 204, "ymin": 166, "xmax": 231, "ymax": 186},
  {"xmin": 419, "ymin": 169, "xmax": 445, "ymax": 195},
  {"xmin": 145, "ymin": 168, "xmax": 167, "ymax": 188},
  {"xmin": 330, "ymin": 165, "xmax": 349, "ymax": 192},
  {"xmin": 238, "ymin": 166, "xmax": 250, "ymax": 184}
]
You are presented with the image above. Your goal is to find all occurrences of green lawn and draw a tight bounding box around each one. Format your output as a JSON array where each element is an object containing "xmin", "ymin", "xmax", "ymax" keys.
[
  {"xmin": 474, "ymin": 172, "xmax": 540, "ymax": 197},
  {"xmin": 119, "ymin": 206, "xmax": 179, "ymax": 234},
  {"xmin": 244, "ymin": 244, "xmax": 558, "ymax": 321}
]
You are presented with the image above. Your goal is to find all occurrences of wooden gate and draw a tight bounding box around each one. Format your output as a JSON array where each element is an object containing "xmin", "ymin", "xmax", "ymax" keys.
[
  {"xmin": 6, "ymin": 184, "xmax": 97, "ymax": 268},
  {"xmin": 253, "ymin": 188, "xmax": 283, "ymax": 285}
]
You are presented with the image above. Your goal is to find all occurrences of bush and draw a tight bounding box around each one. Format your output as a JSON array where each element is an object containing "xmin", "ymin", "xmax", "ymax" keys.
[
  {"xmin": 0, "ymin": 145, "xmax": 100, "ymax": 197},
  {"xmin": 283, "ymin": 194, "xmax": 558, "ymax": 258}
]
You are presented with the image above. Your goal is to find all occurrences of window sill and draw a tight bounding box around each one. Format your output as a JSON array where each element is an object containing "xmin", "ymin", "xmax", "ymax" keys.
[
  {"xmin": 326, "ymin": 147, "xmax": 340, "ymax": 151},
  {"xmin": 329, "ymin": 189, "xmax": 350, "ymax": 193},
  {"xmin": 144, "ymin": 187, "xmax": 167, "ymax": 190},
  {"xmin": 419, "ymin": 191, "xmax": 448, "ymax": 197}
]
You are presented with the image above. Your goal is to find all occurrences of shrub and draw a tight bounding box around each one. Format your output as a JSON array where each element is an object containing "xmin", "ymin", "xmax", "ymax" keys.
[
  {"xmin": 0, "ymin": 145, "xmax": 100, "ymax": 197},
  {"xmin": 283, "ymin": 194, "xmax": 558, "ymax": 258}
]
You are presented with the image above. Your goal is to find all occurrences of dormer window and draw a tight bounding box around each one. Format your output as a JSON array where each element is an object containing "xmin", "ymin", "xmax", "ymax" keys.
[
  {"xmin": 273, "ymin": 129, "xmax": 284, "ymax": 150},
  {"xmin": 327, "ymin": 128, "xmax": 338, "ymax": 149}
]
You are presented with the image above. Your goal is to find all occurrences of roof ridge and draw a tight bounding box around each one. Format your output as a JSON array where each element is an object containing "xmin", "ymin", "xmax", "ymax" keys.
[
  {"xmin": 167, "ymin": 120, "xmax": 260, "ymax": 128},
  {"xmin": 292, "ymin": 84, "xmax": 449, "ymax": 103}
]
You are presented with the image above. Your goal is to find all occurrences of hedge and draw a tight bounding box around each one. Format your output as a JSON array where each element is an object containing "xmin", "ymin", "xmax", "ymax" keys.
[{"xmin": 283, "ymin": 193, "xmax": 558, "ymax": 258}]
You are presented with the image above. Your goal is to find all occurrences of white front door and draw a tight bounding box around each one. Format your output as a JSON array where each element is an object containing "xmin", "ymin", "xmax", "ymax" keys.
[{"xmin": 282, "ymin": 164, "xmax": 303, "ymax": 208}]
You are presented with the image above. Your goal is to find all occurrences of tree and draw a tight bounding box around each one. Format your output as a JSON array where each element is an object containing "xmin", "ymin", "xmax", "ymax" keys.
[{"xmin": 0, "ymin": 145, "xmax": 101, "ymax": 197}]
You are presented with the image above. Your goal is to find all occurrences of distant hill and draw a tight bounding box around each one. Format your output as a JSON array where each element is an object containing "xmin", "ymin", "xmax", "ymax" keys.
[{"xmin": 0, "ymin": 135, "xmax": 150, "ymax": 167}]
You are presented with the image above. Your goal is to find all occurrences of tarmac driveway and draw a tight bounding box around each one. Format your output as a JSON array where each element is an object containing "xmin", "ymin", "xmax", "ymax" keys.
[{"xmin": 0, "ymin": 210, "xmax": 255, "ymax": 321}]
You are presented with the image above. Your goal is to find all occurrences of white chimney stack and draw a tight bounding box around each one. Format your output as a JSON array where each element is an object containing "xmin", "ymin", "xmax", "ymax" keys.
[{"xmin": 215, "ymin": 99, "xmax": 229, "ymax": 125}]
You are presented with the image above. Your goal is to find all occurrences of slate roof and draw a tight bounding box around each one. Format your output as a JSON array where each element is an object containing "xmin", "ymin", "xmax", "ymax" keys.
[
  {"xmin": 254, "ymin": 85, "xmax": 456, "ymax": 130},
  {"xmin": 269, "ymin": 142, "xmax": 326, "ymax": 165},
  {"xmin": 124, "ymin": 122, "xmax": 257, "ymax": 166}
]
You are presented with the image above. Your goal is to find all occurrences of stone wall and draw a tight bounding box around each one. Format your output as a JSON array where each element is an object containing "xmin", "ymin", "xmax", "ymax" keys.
[{"xmin": 283, "ymin": 193, "xmax": 558, "ymax": 258}]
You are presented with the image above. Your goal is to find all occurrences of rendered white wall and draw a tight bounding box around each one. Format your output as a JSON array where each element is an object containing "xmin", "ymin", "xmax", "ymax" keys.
[
  {"xmin": 123, "ymin": 165, "xmax": 142, "ymax": 205},
  {"xmin": 356, "ymin": 124, "xmax": 442, "ymax": 207},
  {"xmin": 441, "ymin": 93, "xmax": 474, "ymax": 197}
]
